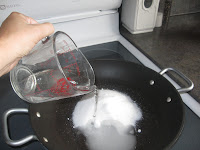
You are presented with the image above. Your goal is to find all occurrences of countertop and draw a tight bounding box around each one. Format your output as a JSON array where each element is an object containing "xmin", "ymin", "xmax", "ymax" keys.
[{"xmin": 120, "ymin": 13, "xmax": 200, "ymax": 104}]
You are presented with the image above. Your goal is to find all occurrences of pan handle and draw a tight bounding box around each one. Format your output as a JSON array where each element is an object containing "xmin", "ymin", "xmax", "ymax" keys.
[
  {"xmin": 159, "ymin": 68, "xmax": 194, "ymax": 94},
  {"xmin": 2, "ymin": 108, "xmax": 38, "ymax": 146}
]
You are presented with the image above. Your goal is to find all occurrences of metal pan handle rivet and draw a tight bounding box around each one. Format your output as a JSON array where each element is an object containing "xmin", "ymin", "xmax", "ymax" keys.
[
  {"xmin": 150, "ymin": 80, "xmax": 155, "ymax": 85},
  {"xmin": 36, "ymin": 112, "xmax": 41, "ymax": 118},
  {"xmin": 167, "ymin": 97, "xmax": 172, "ymax": 103},
  {"xmin": 43, "ymin": 137, "xmax": 48, "ymax": 143}
]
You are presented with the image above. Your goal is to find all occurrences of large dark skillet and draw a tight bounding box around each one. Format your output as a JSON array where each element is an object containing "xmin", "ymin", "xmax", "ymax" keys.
[{"xmin": 3, "ymin": 60, "xmax": 194, "ymax": 150}]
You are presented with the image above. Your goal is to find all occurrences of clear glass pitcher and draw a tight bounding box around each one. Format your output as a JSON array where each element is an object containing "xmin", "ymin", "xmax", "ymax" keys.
[{"xmin": 10, "ymin": 31, "xmax": 95, "ymax": 103}]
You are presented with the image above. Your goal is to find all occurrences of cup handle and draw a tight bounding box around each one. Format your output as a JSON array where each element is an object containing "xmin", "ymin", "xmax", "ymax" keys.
[{"xmin": 2, "ymin": 108, "xmax": 38, "ymax": 146}]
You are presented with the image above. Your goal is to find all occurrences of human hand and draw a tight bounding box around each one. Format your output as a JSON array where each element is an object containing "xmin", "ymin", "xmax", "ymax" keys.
[{"xmin": 0, "ymin": 12, "xmax": 54, "ymax": 77}]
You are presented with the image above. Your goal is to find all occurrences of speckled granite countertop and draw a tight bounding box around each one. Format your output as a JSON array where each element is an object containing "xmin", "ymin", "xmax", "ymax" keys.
[{"xmin": 120, "ymin": 13, "xmax": 200, "ymax": 104}]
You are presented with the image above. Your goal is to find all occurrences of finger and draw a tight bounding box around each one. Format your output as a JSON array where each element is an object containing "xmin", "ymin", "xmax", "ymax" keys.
[
  {"xmin": 32, "ymin": 22, "xmax": 55, "ymax": 40},
  {"xmin": 17, "ymin": 12, "xmax": 38, "ymax": 24},
  {"xmin": 0, "ymin": 58, "xmax": 19, "ymax": 77},
  {"xmin": 26, "ymin": 17, "xmax": 38, "ymax": 24},
  {"xmin": 11, "ymin": 12, "xmax": 38, "ymax": 24}
]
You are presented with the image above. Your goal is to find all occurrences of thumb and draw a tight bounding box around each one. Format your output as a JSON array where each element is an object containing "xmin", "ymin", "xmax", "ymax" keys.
[{"xmin": 31, "ymin": 22, "xmax": 55, "ymax": 41}]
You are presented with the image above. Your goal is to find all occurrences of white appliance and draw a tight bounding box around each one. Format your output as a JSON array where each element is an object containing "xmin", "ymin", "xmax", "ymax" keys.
[
  {"xmin": 0, "ymin": 0, "xmax": 199, "ymax": 118},
  {"xmin": 121, "ymin": 0, "xmax": 160, "ymax": 34}
]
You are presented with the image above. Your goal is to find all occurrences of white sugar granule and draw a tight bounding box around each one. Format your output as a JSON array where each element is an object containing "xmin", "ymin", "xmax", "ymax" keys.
[{"xmin": 72, "ymin": 89, "xmax": 142, "ymax": 150}]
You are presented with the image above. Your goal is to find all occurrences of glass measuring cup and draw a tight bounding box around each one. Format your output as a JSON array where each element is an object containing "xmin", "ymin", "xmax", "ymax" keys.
[{"xmin": 10, "ymin": 31, "xmax": 95, "ymax": 103}]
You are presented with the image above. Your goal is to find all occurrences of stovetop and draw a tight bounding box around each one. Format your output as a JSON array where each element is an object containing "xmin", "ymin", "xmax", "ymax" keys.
[{"xmin": 0, "ymin": 41, "xmax": 200, "ymax": 150}]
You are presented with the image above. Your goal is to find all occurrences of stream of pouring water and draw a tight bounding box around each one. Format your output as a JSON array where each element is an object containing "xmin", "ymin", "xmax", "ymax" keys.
[{"xmin": 93, "ymin": 86, "xmax": 98, "ymax": 118}]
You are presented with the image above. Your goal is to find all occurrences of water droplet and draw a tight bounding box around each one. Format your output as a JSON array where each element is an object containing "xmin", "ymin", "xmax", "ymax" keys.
[{"xmin": 129, "ymin": 130, "xmax": 134, "ymax": 134}]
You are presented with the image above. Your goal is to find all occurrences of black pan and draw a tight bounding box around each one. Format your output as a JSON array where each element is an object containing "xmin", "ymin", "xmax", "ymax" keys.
[
  {"xmin": 28, "ymin": 60, "xmax": 185, "ymax": 150},
  {"xmin": 4, "ymin": 60, "xmax": 187, "ymax": 150}
]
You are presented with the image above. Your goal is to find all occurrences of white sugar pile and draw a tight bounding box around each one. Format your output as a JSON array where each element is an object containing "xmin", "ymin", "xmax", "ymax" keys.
[{"xmin": 72, "ymin": 89, "xmax": 142, "ymax": 150}]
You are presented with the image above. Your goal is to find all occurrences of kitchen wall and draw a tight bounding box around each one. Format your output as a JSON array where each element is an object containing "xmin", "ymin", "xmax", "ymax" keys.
[
  {"xmin": 170, "ymin": 0, "xmax": 200, "ymax": 16},
  {"xmin": 159, "ymin": 0, "xmax": 200, "ymax": 16},
  {"xmin": 158, "ymin": 0, "xmax": 200, "ymax": 29}
]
